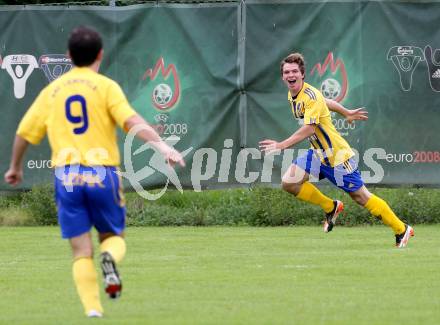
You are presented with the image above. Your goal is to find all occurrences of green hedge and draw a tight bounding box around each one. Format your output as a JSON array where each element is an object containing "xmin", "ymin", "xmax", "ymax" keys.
[{"xmin": 2, "ymin": 184, "xmax": 440, "ymax": 226}]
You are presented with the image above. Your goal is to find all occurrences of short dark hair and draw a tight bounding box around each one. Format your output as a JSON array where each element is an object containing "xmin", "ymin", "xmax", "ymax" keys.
[
  {"xmin": 280, "ymin": 52, "xmax": 305, "ymax": 76},
  {"xmin": 68, "ymin": 26, "xmax": 103, "ymax": 67}
]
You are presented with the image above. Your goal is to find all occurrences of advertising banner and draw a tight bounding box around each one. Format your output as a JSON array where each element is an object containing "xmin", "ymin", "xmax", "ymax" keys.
[
  {"xmin": 244, "ymin": 0, "xmax": 440, "ymax": 186},
  {"xmin": 0, "ymin": 1, "xmax": 439, "ymax": 191}
]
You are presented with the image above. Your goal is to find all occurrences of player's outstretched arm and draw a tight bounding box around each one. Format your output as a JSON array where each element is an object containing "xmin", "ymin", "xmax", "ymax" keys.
[
  {"xmin": 325, "ymin": 98, "xmax": 368, "ymax": 123},
  {"xmin": 4, "ymin": 135, "xmax": 29, "ymax": 186},
  {"xmin": 124, "ymin": 114, "xmax": 185, "ymax": 167},
  {"xmin": 259, "ymin": 124, "xmax": 315, "ymax": 154}
]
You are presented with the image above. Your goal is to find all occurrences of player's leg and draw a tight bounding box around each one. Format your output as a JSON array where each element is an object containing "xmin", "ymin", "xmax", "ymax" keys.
[
  {"xmin": 282, "ymin": 150, "xmax": 340, "ymax": 230},
  {"xmin": 323, "ymin": 157, "xmax": 413, "ymax": 246},
  {"xmin": 99, "ymin": 232, "xmax": 126, "ymax": 299},
  {"xmin": 349, "ymin": 185, "xmax": 414, "ymax": 247},
  {"xmin": 99, "ymin": 232, "xmax": 126, "ymax": 263},
  {"xmin": 70, "ymin": 233, "xmax": 103, "ymax": 317},
  {"xmin": 55, "ymin": 166, "xmax": 103, "ymax": 317},
  {"xmin": 86, "ymin": 166, "xmax": 126, "ymax": 299}
]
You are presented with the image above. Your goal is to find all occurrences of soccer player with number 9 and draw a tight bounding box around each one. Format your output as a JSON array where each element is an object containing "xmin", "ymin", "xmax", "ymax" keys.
[{"xmin": 4, "ymin": 26, "xmax": 185, "ymax": 318}]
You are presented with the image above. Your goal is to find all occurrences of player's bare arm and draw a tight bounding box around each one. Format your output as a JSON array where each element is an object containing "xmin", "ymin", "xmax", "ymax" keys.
[
  {"xmin": 4, "ymin": 135, "xmax": 29, "ymax": 186},
  {"xmin": 325, "ymin": 98, "xmax": 368, "ymax": 123},
  {"xmin": 259, "ymin": 124, "xmax": 315, "ymax": 154},
  {"xmin": 124, "ymin": 114, "xmax": 185, "ymax": 167}
]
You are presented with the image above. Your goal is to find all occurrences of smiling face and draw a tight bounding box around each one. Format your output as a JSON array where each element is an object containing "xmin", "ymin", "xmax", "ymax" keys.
[{"xmin": 282, "ymin": 62, "xmax": 304, "ymax": 96}]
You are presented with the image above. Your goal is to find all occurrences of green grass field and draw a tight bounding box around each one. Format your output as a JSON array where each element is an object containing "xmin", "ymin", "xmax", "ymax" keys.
[{"xmin": 1, "ymin": 226, "xmax": 440, "ymax": 325}]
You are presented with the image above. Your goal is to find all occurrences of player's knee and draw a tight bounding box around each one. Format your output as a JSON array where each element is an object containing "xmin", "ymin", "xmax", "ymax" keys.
[
  {"xmin": 282, "ymin": 180, "xmax": 301, "ymax": 195},
  {"xmin": 349, "ymin": 191, "xmax": 368, "ymax": 206},
  {"xmin": 72, "ymin": 248, "xmax": 93, "ymax": 259}
]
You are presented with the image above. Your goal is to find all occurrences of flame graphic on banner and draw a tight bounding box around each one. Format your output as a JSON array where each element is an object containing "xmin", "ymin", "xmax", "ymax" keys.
[
  {"xmin": 142, "ymin": 57, "xmax": 180, "ymax": 110},
  {"xmin": 310, "ymin": 52, "xmax": 348, "ymax": 102}
]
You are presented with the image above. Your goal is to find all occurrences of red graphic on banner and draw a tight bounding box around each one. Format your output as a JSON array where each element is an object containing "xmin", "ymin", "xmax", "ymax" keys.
[
  {"xmin": 143, "ymin": 57, "xmax": 180, "ymax": 110},
  {"xmin": 310, "ymin": 52, "xmax": 348, "ymax": 102}
]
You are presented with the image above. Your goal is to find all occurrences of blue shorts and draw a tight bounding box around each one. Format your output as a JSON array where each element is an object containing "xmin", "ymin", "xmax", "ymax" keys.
[
  {"xmin": 54, "ymin": 165, "xmax": 126, "ymax": 239},
  {"xmin": 293, "ymin": 149, "xmax": 364, "ymax": 193}
]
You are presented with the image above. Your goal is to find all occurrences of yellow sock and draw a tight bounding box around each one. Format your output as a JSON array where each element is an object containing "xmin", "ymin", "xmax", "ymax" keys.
[
  {"xmin": 296, "ymin": 182, "xmax": 335, "ymax": 213},
  {"xmin": 72, "ymin": 257, "xmax": 103, "ymax": 315},
  {"xmin": 100, "ymin": 236, "xmax": 126, "ymax": 264},
  {"xmin": 364, "ymin": 194, "xmax": 406, "ymax": 234}
]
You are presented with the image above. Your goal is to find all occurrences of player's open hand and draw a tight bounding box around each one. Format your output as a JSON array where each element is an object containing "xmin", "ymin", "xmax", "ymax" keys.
[
  {"xmin": 346, "ymin": 107, "xmax": 368, "ymax": 123},
  {"xmin": 4, "ymin": 168, "xmax": 23, "ymax": 186},
  {"xmin": 259, "ymin": 139, "xmax": 281, "ymax": 154},
  {"xmin": 164, "ymin": 148, "xmax": 186, "ymax": 168}
]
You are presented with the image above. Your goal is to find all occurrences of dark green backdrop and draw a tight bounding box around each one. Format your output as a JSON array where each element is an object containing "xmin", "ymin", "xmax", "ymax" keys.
[{"xmin": 1, "ymin": 1, "xmax": 439, "ymax": 190}]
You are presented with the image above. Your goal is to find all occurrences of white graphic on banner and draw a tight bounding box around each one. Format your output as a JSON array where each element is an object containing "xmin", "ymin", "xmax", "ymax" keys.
[
  {"xmin": 153, "ymin": 83, "xmax": 173, "ymax": 106},
  {"xmin": 39, "ymin": 54, "xmax": 73, "ymax": 82},
  {"xmin": 121, "ymin": 125, "xmax": 193, "ymax": 200},
  {"xmin": 321, "ymin": 78, "xmax": 341, "ymax": 100},
  {"xmin": 1, "ymin": 54, "xmax": 38, "ymax": 99},
  {"xmin": 387, "ymin": 46, "xmax": 424, "ymax": 92},
  {"xmin": 424, "ymin": 45, "xmax": 440, "ymax": 92}
]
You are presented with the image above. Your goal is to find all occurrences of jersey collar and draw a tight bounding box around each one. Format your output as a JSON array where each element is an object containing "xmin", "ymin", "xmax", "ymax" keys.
[{"xmin": 288, "ymin": 82, "xmax": 305, "ymax": 102}]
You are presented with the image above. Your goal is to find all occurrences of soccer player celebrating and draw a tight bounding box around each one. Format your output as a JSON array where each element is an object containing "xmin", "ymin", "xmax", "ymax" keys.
[
  {"xmin": 259, "ymin": 52, "xmax": 413, "ymax": 248},
  {"xmin": 4, "ymin": 26, "xmax": 185, "ymax": 317}
]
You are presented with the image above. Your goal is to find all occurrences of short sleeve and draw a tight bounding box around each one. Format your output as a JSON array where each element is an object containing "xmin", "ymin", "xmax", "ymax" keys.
[{"xmin": 107, "ymin": 80, "xmax": 137, "ymax": 128}]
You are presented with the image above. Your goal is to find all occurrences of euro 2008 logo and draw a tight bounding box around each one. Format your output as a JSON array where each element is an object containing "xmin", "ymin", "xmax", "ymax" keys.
[
  {"xmin": 143, "ymin": 57, "xmax": 180, "ymax": 111},
  {"xmin": 310, "ymin": 52, "xmax": 348, "ymax": 103},
  {"xmin": 120, "ymin": 57, "xmax": 189, "ymax": 199}
]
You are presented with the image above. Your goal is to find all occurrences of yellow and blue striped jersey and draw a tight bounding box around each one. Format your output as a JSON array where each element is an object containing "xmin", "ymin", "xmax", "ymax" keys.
[
  {"xmin": 17, "ymin": 67, "xmax": 136, "ymax": 167},
  {"xmin": 288, "ymin": 82, "xmax": 354, "ymax": 167}
]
